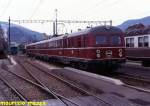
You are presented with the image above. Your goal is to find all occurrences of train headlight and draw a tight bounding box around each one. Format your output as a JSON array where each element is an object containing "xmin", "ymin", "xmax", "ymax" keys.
[
  {"xmin": 96, "ymin": 50, "xmax": 101, "ymax": 58},
  {"xmin": 118, "ymin": 49, "xmax": 122, "ymax": 57},
  {"xmin": 96, "ymin": 50, "xmax": 101, "ymax": 53},
  {"xmin": 96, "ymin": 54, "xmax": 101, "ymax": 58},
  {"xmin": 106, "ymin": 50, "xmax": 112, "ymax": 57}
]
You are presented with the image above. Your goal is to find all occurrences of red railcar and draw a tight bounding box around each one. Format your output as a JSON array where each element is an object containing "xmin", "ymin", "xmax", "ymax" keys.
[
  {"xmin": 26, "ymin": 26, "xmax": 125, "ymax": 72},
  {"xmin": 125, "ymin": 24, "xmax": 150, "ymax": 66}
]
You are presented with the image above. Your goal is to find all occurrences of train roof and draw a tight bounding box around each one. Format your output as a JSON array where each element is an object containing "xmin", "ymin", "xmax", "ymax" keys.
[
  {"xmin": 27, "ymin": 25, "xmax": 122, "ymax": 46},
  {"xmin": 70, "ymin": 25, "xmax": 123, "ymax": 36},
  {"xmin": 27, "ymin": 35, "xmax": 65, "ymax": 46}
]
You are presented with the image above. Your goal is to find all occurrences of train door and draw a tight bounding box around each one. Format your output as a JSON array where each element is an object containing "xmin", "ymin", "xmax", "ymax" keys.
[{"xmin": 77, "ymin": 37, "xmax": 81, "ymax": 57}]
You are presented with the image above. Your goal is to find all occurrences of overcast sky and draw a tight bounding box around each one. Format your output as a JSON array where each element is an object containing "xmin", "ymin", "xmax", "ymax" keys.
[{"xmin": 0, "ymin": 0, "xmax": 150, "ymax": 34}]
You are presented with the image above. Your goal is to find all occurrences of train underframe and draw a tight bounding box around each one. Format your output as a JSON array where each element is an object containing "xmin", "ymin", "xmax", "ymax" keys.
[
  {"xmin": 28, "ymin": 53, "xmax": 125, "ymax": 73},
  {"xmin": 127, "ymin": 56, "xmax": 150, "ymax": 67},
  {"xmin": 0, "ymin": 50, "xmax": 7, "ymax": 59}
]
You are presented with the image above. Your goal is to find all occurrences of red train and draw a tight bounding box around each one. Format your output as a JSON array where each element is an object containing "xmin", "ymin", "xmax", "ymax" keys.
[{"xmin": 26, "ymin": 25, "xmax": 125, "ymax": 72}]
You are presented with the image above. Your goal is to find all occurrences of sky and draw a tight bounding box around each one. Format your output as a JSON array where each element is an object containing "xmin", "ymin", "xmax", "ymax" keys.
[{"xmin": 0, "ymin": 0, "xmax": 150, "ymax": 34}]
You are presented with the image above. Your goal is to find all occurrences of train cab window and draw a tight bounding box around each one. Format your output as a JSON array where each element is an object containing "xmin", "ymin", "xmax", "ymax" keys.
[
  {"xmin": 144, "ymin": 36, "xmax": 149, "ymax": 47},
  {"xmin": 138, "ymin": 37, "xmax": 143, "ymax": 47},
  {"xmin": 111, "ymin": 35, "xmax": 121, "ymax": 44},
  {"xmin": 96, "ymin": 36, "xmax": 107, "ymax": 44}
]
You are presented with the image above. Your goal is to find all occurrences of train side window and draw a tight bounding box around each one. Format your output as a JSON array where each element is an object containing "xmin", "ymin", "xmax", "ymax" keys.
[
  {"xmin": 144, "ymin": 36, "xmax": 149, "ymax": 47},
  {"xmin": 70, "ymin": 38, "xmax": 73, "ymax": 47},
  {"xmin": 130, "ymin": 38, "xmax": 134, "ymax": 47},
  {"xmin": 81, "ymin": 35, "xmax": 86, "ymax": 47},
  {"xmin": 138, "ymin": 37, "xmax": 143, "ymax": 47},
  {"xmin": 126, "ymin": 38, "xmax": 134, "ymax": 47},
  {"xmin": 126, "ymin": 38, "xmax": 130, "ymax": 47},
  {"xmin": 84, "ymin": 36, "xmax": 87, "ymax": 47},
  {"xmin": 68, "ymin": 38, "xmax": 72, "ymax": 48},
  {"xmin": 61, "ymin": 40, "xmax": 63, "ymax": 48},
  {"xmin": 63, "ymin": 39, "xmax": 67, "ymax": 48},
  {"xmin": 67, "ymin": 39, "xmax": 69, "ymax": 47},
  {"xmin": 96, "ymin": 36, "xmax": 106, "ymax": 44},
  {"xmin": 59, "ymin": 40, "xmax": 61, "ymax": 48},
  {"xmin": 49, "ymin": 42, "xmax": 51, "ymax": 48},
  {"xmin": 77, "ymin": 37, "xmax": 81, "ymax": 47},
  {"xmin": 72, "ymin": 37, "xmax": 75, "ymax": 47}
]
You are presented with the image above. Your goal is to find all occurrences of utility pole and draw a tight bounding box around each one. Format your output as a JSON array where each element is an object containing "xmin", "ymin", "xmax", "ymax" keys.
[
  {"xmin": 55, "ymin": 9, "xmax": 58, "ymax": 35},
  {"xmin": 53, "ymin": 22, "xmax": 55, "ymax": 35},
  {"xmin": 8, "ymin": 17, "xmax": 11, "ymax": 53}
]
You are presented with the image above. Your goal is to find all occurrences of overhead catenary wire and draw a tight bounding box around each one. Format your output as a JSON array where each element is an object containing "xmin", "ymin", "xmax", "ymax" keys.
[
  {"xmin": 77, "ymin": 0, "xmax": 109, "ymax": 15},
  {"xmin": 0, "ymin": 0, "xmax": 13, "ymax": 17},
  {"xmin": 10, "ymin": 19, "xmax": 112, "ymax": 34},
  {"xmin": 10, "ymin": 19, "xmax": 112, "ymax": 26},
  {"xmin": 29, "ymin": 0, "xmax": 44, "ymax": 19},
  {"xmin": 77, "ymin": 0, "xmax": 121, "ymax": 18}
]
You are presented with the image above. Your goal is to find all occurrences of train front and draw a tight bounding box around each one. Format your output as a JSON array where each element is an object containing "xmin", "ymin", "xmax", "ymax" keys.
[{"xmin": 88, "ymin": 26, "xmax": 125, "ymax": 71}]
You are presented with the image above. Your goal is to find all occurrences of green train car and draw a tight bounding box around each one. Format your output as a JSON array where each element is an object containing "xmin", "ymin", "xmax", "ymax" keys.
[{"xmin": 10, "ymin": 42, "xmax": 18, "ymax": 55}]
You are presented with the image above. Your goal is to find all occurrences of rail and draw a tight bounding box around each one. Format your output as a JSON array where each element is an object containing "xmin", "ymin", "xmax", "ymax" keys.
[
  {"xmin": 16, "ymin": 58, "xmax": 81, "ymax": 106},
  {"xmin": 26, "ymin": 59, "xmax": 113, "ymax": 106}
]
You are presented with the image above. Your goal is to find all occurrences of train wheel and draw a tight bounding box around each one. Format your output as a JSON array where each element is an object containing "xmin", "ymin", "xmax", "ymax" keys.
[
  {"xmin": 70, "ymin": 62, "xmax": 76, "ymax": 68},
  {"xmin": 78, "ymin": 62, "xmax": 88, "ymax": 70}
]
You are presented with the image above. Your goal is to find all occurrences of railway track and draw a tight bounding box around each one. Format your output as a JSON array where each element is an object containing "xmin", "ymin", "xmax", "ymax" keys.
[
  {"xmin": 8, "ymin": 55, "xmax": 150, "ymax": 105},
  {"xmin": 16, "ymin": 58, "xmax": 82, "ymax": 106},
  {"xmin": 112, "ymin": 72, "xmax": 150, "ymax": 91},
  {"xmin": 115, "ymin": 61, "xmax": 150, "ymax": 90},
  {"xmin": 1, "ymin": 63, "xmax": 52, "ymax": 100},
  {"xmin": 0, "ymin": 74, "xmax": 28, "ymax": 101},
  {"xmin": 2, "ymin": 62, "xmax": 81, "ymax": 106},
  {"xmin": 15, "ymin": 56, "xmax": 113, "ymax": 106}
]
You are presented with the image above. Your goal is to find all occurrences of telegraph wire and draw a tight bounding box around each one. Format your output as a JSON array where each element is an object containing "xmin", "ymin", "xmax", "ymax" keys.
[
  {"xmin": 77, "ymin": 0, "xmax": 120, "ymax": 17},
  {"xmin": 29, "ymin": 0, "xmax": 44, "ymax": 19},
  {"xmin": 77, "ymin": 0, "xmax": 109, "ymax": 16},
  {"xmin": 0, "ymin": 0, "xmax": 12, "ymax": 17}
]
